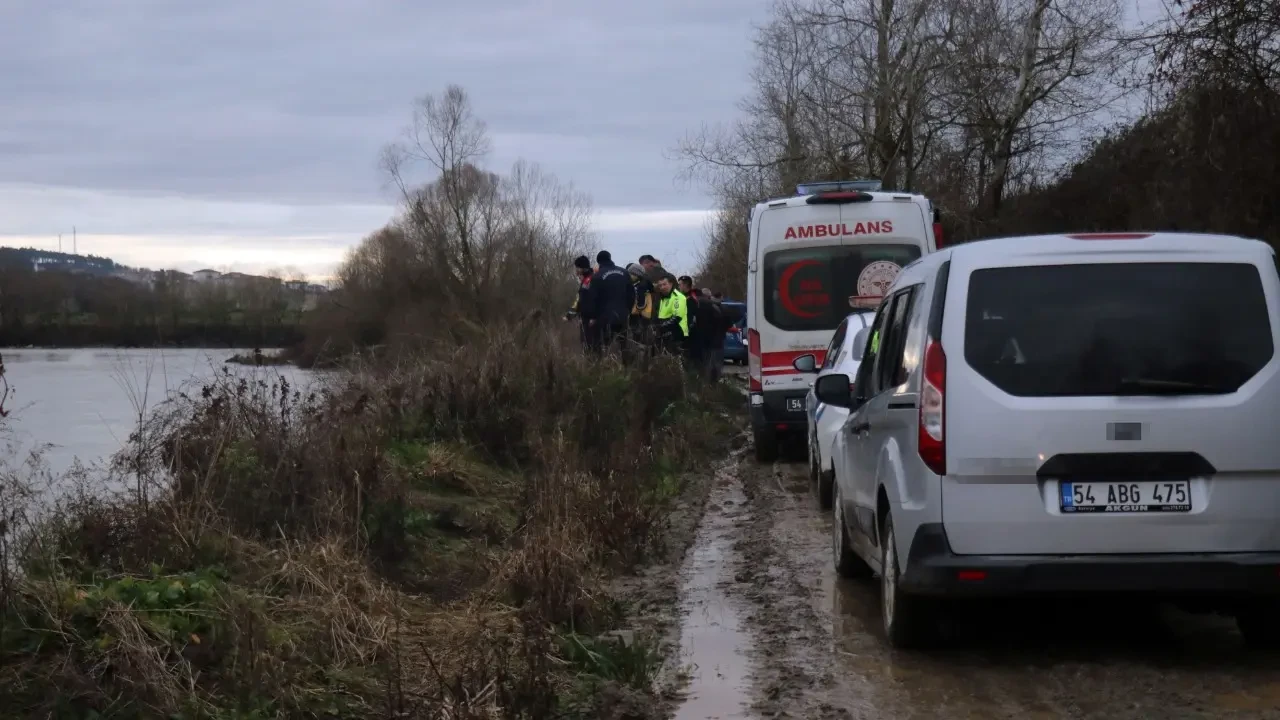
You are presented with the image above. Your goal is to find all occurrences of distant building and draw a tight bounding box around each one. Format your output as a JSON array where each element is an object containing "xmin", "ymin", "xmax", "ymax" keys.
[
  {"xmin": 110, "ymin": 267, "xmax": 156, "ymax": 288},
  {"xmin": 192, "ymin": 269, "xmax": 221, "ymax": 282}
]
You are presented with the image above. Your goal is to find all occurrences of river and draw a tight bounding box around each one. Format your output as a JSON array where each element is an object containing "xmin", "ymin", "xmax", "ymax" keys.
[{"xmin": 0, "ymin": 348, "xmax": 317, "ymax": 481}]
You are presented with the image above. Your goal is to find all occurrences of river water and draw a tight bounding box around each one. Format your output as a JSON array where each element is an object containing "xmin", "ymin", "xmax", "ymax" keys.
[{"xmin": 0, "ymin": 348, "xmax": 316, "ymax": 480}]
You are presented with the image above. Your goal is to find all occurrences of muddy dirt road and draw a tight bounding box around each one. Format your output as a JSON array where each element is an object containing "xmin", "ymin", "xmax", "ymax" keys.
[{"xmin": 671, "ymin": 452, "xmax": 1280, "ymax": 719}]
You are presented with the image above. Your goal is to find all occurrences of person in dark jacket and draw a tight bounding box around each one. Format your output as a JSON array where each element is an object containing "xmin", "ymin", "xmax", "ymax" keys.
[
  {"xmin": 566, "ymin": 255, "xmax": 597, "ymax": 351},
  {"xmin": 591, "ymin": 250, "xmax": 632, "ymax": 351},
  {"xmin": 699, "ymin": 289, "xmax": 729, "ymax": 381},
  {"xmin": 678, "ymin": 275, "xmax": 701, "ymax": 366},
  {"xmin": 639, "ymin": 254, "xmax": 660, "ymax": 276}
]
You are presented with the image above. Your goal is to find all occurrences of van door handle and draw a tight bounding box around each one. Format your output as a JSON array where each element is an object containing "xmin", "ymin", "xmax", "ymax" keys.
[{"xmin": 849, "ymin": 420, "xmax": 870, "ymax": 434}]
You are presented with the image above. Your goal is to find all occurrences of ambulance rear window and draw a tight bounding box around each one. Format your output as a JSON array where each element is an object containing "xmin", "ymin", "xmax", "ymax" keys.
[{"xmin": 762, "ymin": 245, "xmax": 922, "ymax": 331}]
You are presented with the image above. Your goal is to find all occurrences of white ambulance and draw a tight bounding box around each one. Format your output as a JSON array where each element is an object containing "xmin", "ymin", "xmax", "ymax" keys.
[{"xmin": 746, "ymin": 180, "xmax": 942, "ymax": 461}]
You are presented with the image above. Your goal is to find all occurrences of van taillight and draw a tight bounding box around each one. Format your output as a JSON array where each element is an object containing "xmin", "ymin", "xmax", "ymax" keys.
[
  {"xmin": 933, "ymin": 222, "xmax": 944, "ymax": 248},
  {"xmin": 748, "ymin": 328, "xmax": 763, "ymax": 392},
  {"xmin": 918, "ymin": 338, "xmax": 945, "ymax": 475}
]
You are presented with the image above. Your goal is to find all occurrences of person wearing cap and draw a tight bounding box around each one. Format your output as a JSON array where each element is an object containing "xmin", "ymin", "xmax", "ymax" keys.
[
  {"xmin": 591, "ymin": 250, "xmax": 632, "ymax": 353},
  {"xmin": 565, "ymin": 255, "xmax": 597, "ymax": 351}
]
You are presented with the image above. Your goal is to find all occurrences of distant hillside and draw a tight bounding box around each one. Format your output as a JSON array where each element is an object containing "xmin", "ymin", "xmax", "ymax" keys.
[{"xmin": 0, "ymin": 247, "xmax": 118, "ymax": 273}]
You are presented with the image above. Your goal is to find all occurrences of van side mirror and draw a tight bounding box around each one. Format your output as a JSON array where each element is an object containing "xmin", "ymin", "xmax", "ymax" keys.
[
  {"xmin": 792, "ymin": 353, "xmax": 817, "ymax": 373},
  {"xmin": 851, "ymin": 327, "xmax": 872, "ymax": 360},
  {"xmin": 814, "ymin": 373, "xmax": 853, "ymax": 408}
]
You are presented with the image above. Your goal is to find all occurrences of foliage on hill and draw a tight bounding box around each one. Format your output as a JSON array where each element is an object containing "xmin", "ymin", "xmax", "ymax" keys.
[
  {"xmin": 683, "ymin": 0, "xmax": 1280, "ymax": 295},
  {"xmin": 0, "ymin": 265, "xmax": 308, "ymax": 348}
]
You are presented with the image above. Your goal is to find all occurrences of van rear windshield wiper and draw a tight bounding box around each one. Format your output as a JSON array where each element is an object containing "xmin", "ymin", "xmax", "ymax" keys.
[{"xmin": 1114, "ymin": 377, "xmax": 1230, "ymax": 395}]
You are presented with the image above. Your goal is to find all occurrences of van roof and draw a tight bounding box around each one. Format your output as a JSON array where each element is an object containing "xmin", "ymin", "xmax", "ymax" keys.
[
  {"xmin": 938, "ymin": 232, "xmax": 1270, "ymax": 264},
  {"xmin": 894, "ymin": 232, "xmax": 1274, "ymax": 287},
  {"xmin": 755, "ymin": 190, "xmax": 932, "ymax": 210}
]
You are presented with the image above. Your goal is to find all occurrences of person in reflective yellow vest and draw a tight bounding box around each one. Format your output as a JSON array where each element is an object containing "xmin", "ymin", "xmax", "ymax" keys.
[
  {"xmin": 869, "ymin": 328, "xmax": 880, "ymax": 355},
  {"xmin": 655, "ymin": 275, "xmax": 688, "ymax": 355}
]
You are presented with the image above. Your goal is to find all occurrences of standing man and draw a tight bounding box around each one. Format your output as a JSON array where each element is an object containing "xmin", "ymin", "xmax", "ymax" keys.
[
  {"xmin": 565, "ymin": 255, "xmax": 597, "ymax": 352},
  {"xmin": 654, "ymin": 275, "xmax": 689, "ymax": 357},
  {"xmin": 639, "ymin": 255, "xmax": 673, "ymax": 288},
  {"xmin": 700, "ymin": 289, "xmax": 728, "ymax": 382},
  {"xmin": 639, "ymin": 254, "xmax": 660, "ymax": 275},
  {"xmin": 678, "ymin": 275, "xmax": 701, "ymax": 367},
  {"xmin": 591, "ymin": 250, "xmax": 632, "ymax": 352}
]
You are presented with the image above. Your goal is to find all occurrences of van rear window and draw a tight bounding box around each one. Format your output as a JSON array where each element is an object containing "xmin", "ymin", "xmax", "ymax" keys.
[
  {"xmin": 963, "ymin": 262, "xmax": 1274, "ymax": 397},
  {"xmin": 763, "ymin": 245, "xmax": 922, "ymax": 331}
]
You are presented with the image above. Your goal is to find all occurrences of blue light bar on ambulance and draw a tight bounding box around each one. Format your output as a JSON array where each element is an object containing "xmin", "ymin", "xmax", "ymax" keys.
[{"xmin": 796, "ymin": 179, "xmax": 883, "ymax": 196}]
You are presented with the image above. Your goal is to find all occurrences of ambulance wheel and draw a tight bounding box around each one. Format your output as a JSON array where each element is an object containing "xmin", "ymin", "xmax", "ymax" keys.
[{"xmin": 753, "ymin": 427, "xmax": 778, "ymax": 463}]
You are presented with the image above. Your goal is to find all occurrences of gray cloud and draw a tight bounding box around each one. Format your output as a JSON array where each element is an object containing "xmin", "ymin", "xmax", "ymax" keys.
[{"xmin": 0, "ymin": 0, "xmax": 772, "ymax": 210}]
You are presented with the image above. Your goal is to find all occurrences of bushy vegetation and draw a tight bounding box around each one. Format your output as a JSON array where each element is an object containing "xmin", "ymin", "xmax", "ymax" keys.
[
  {"xmin": 0, "ymin": 336, "xmax": 741, "ymax": 718},
  {"xmin": 0, "ymin": 85, "xmax": 747, "ymax": 717}
]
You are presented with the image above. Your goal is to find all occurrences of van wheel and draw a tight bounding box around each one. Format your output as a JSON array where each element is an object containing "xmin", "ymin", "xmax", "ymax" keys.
[
  {"xmin": 807, "ymin": 435, "xmax": 821, "ymax": 487},
  {"xmin": 1236, "ymin": 605, "xmax": 1280, "ymax": 649},
  {"xmin": 880, "ymin": 513, "xmax": 937, "ymax": 649},
  {"xmin": 818, "ymin": 463, "xmax": 835, "ymax": 510},
  {"xmin": 753, "ymin": 428, "xmax": 778, "ymax": 463},
  {"xmin": 833, "ymin": 483, "xmax": 872, "ymax": 579}
]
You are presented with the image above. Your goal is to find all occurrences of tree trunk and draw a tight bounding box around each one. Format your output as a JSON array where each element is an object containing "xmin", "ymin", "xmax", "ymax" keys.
[
  {"xmin": 982, "ymin": 0, "xmax": 1051, "ymax": 219},
  {"xmin": 875, "ymin": 0, "xmax": 900, "ymax": 187}
]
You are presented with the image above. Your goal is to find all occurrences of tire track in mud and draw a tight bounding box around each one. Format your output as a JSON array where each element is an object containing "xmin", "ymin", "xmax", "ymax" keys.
[
  {"xmin": 730, "ymin": 459, "xmax": 848, "ymax": 719},
  {"xmin": 675, "ymin": 453, "xmax": 1280, "ymax": 720}
]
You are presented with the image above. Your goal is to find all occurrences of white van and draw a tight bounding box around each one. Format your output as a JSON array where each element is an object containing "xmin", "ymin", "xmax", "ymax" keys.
[
  {"xmin": 746, "ymin": 180, "xmax": 941, "ymax": 461},
  {"xmin": 815, "ymin": 232, "xmax": 1280, "ymax": 649}
]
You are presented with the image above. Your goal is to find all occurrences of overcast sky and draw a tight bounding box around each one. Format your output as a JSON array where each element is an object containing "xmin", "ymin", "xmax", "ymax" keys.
[{"xmin": 0, "ymin": 1, "xmax": 775, "ymax": 278}]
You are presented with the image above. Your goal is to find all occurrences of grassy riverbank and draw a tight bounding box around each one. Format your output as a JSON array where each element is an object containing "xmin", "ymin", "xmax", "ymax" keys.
[{"xmin": 0, "ymin": 335, "xmax": 743, "ymax": 718}]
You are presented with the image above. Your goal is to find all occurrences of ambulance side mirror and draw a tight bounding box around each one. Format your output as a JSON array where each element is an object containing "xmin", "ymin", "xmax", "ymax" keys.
[{"xmin": 792, "ymin": 354, "xmax": 817, "ymax": 373}]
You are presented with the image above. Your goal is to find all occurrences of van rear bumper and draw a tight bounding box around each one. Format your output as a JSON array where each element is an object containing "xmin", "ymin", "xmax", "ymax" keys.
[
  {"xmin": 749, "ymin": 391, "xmax": 808, "ymax": 433},
  {"xmin": 901, "ymin": 523, "xmax": 1280, "ymax": 597}
]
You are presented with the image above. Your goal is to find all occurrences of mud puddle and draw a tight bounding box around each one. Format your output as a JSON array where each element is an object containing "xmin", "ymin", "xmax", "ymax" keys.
[
  {"xmin": 672, "ymin": 452, "xmax": 1280, "ymax": 719},
  {"xmin": 672, "ymin": 462, "xmax": 754, "ymax": 719}
]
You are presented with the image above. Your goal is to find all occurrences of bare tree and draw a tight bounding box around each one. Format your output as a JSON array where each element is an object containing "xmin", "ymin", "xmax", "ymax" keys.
[
  {"xmin": 323, "ymin": 85, "xmax": 592, "ymax": 349},
  {"xmin": 1156, "ymin": 0, "xmax": 1280, "ymax": 93},
  {"xmin": 940, "ymin": 0, "xmax": 1130, "ymax": 217}
]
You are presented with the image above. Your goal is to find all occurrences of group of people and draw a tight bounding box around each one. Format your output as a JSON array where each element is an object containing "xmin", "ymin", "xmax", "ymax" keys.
[{"xmin": 564, "ymin": 250, "xmax": 733, "ymax": 381}]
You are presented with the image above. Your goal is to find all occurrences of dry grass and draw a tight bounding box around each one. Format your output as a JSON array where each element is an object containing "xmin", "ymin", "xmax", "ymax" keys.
[{"xmin": 0, "ymin": 331, "xmax": 743, "ymax": 719}]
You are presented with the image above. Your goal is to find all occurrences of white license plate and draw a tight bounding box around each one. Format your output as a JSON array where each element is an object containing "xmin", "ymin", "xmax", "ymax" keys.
[
  {"xmin": 786, "ymin": 398, "xmax": 804, "ymax": 412},
  {"xmin": 1059, "ymin": 480, "xmax": 1192, "ymax": 513}
]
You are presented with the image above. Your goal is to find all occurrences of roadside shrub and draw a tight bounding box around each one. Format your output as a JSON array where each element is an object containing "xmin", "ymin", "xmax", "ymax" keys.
[{"xmin": 0, "ymin": 329, "xmax": 743, "ymax": 718}]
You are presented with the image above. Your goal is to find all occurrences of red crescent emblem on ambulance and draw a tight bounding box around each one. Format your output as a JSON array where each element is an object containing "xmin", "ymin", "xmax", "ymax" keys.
[{"xmin": 779, "ymin": 260, "xmax": 821, "ymax": 318}]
